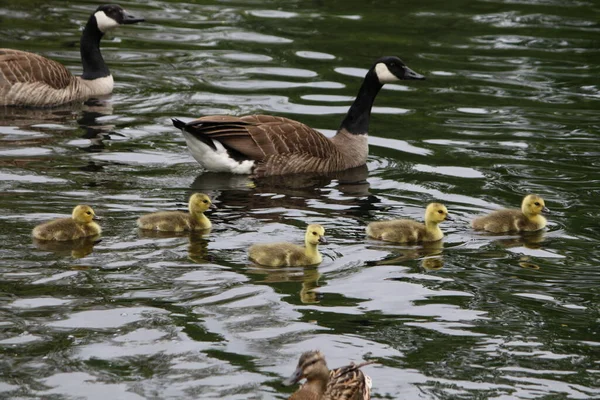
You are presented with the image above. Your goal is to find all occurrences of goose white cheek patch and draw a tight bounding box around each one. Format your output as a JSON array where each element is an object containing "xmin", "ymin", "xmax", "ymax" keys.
[
  {"xmin": 94, "ymin": 11, "xmax": 119, "ymax": 33},
  {"xmin": 375, "ymin": 63, "xmax": 400, "ymax": 84}
]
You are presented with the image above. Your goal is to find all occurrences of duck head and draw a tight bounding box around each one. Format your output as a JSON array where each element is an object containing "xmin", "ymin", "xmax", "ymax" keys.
[{"xmin": 283, "ymin": 350, "xmax": 329, "ymax": 386}]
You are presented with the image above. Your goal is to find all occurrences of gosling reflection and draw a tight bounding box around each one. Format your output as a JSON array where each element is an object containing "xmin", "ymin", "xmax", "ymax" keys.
[
  {"xmin": 136, "ymin": 229, "xmax": 212, "ymax": 263},
  {"xmin": 246, "ymin": 265, "xmax": 322, "ymax": 304},
  {"xmin": 33, "ymin": 235, "xmax": 101, "ymax": 259},
  {"xmin": 492, "ymin": 230, "xmax": 547, "ymax": 250},
  {"xmin": 368, "ymin": 240, "xmax": 445, "ymax": 271}
]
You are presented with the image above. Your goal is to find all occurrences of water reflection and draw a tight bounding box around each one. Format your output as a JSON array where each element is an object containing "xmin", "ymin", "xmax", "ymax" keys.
[
  {"xmin": 247, "ymin": 265, "xmax": 322, "ymax": 304},
  {"xmin": 368, "ymin": 240, "xmax": 446, "ymax": 270},
  {"xmin": 33, "ymin": 235, "xmax": 101, "ymax": 259},
  {"xmin": 137, "ymin": 228, "xmax": 212, "ymax": 263}
]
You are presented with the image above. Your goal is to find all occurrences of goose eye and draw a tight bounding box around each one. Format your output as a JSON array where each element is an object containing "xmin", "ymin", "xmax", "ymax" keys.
[
  {"xmin": 534, "ymin": 202, "xmax": 540, "ymax": 206},
  {"xmin": 312, "ymin": 232, "xmax": 317, "ymax": 235},
  {"xmin": 86, "ymin": 211, "xmax": 92, "ymax": 215},
  {"xmin": 438, "ymin": 210, "xmax": 444, "ymax": 214},
  {"xmin": 203, "ymin": 200, "xmax": 208, "ymax": 204}
]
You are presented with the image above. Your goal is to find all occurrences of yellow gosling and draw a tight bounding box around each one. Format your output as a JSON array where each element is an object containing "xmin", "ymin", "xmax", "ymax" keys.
[
  {"xmin": 366, "ymin": 203, "xmax": 451, "ymax": 243},
  {"xmin": 248, "ymin": 224, "xmax": 326, "ymax": 267},
  {"xmin": 32, "ymin": 205, "xmax": 101, "ymax": 241},
  {"xmin": 283, "ymin": 350, "xmax": 373, "ymax": 400},
  {"xmin": 137, "ymin": 193, "xmax": 214, "ymax": 232},
  {"xmin": 472, "ymin": 194, "xmax": 549, "ymax": 233}
]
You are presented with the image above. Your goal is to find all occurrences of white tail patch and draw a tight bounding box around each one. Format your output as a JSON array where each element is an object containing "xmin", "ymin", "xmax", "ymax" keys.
[
  {"xmin": 181, "ymin": 131, "xmax": 254, "ymax": 174},
  {"xmin": 94, "ymin": 11, "xmax": 120, "ymax": 33},
  {"xmin": 375, "ymin": 62, "xmax": 399, "ymax": 84}
]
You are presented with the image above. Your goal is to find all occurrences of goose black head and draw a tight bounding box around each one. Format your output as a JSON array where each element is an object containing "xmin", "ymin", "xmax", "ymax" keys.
[
  {"xmin": 372, "ymin": 56, "xmax": 425, "ymax": 84},
  {"xmin": 94, "ymin": 4, "xmax": 144, "ymax": 33}
]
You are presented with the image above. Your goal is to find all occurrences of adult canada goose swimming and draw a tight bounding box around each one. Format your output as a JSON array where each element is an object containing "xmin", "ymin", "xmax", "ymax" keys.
[
  {"xmin": 172, "ymin": 56, "xmax": 425, "ymax": 177},
  {"xmin": 32, "ymin": 205, "xmax": 102, "ymax": 241},
  {"xmin": 248, "ymin": 224, "xmax": 326, "ymax": 267},
  {"xmin": 366, "ymin": 203, "xmax": 451, "ymax": 243},
  {"xmin": 283, "ymin": 350, "xmax": 374, "ymax": 400},
  {"xmin": 0, "ymin": 4, "xmax": 144, "ymax": 107},
  {"xmin": 136, "ymin": 193, "xmax": 215, "ymax": 232},
  {"xmin": 472, "ymin": 194, "xmax": 549, "ymax": 233}
]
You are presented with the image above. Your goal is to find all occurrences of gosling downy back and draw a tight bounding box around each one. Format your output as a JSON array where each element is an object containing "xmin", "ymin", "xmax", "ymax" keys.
[
  {"xmin": 136, "ymin": 193, "xmax": 214, "ymax": 232},
  {"xmin": 32, "ymin": 205, "xmax": 101, "ymax": 241},
  {"xmin": 366, "ymin": 203, "xmax": 451, "ymax": 243},
  {"xmin": 283, "ymin": 350, "xmax": 373, "ymax": 400},
  {"xmin": 471, "ymin": 194, "xmax": 549, "ymax": 233},
  {"xmin": 0, "ymin": 4, "xmax": 144, "ymax": 107},
  {"xmin": 248, "ymin": 224, "xmax": 326, "ymax": 267},
  {"xmin": 172, "ymin": 56, "xmax": 425, "ymax": 177}
]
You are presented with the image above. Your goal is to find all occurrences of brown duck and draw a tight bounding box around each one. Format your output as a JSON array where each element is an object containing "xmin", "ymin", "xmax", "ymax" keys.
[
  {"xmin": 172, "ymin": 56, "xmax": 425, "ymax": 177},
  {"xmin": 283, "ymin": 350, "xmax": 374, "ymax": 400}
]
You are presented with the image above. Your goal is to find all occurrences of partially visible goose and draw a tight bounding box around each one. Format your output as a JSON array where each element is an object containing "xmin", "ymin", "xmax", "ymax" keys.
[
  {"xmin": 283, "ymin": 350, "xmax": 374, "ymax": 400},
  {"xmin": 172, "ymin": 56, "xmax": 425, "ymax": 177},
  {"xmin": 248, "ymin": 224, "xmax": 326, "ymax": 267},
  {"xmin": 472, "ymin": 194, "xmax": 549, "ymax": 233},
  {"xmin": 137, "ymin": 193, "xmax": 215, "ymax": 232},
  {"xmin": 32, "ymin": 205, "xmax": 102, "ymax": 241},
  {"xmin": 366, "ymin": 203, "xmax": 451, "ymax": 243},
  {"xmin": 0, "ymin": 4, "xmax": 144, "ymax": 107}
]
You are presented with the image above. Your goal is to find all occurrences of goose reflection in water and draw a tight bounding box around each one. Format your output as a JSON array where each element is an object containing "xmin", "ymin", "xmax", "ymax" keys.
[
  {"xmin": 33, "ymin": 235, "xmax": 101, "ymax": 259},
  {"xmin": 136, "ymin": 229, "xmax": 212, "ymax": 263},
  {"xmin": 368, "ymin": 240, "xmax": 446, "ymax": 271},
  {"xmin": 246, "ymin": 264, "xmax": 322, "ymax": 304}
]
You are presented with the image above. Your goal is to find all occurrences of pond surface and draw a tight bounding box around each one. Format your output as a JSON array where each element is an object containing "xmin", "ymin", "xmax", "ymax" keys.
[{"xmin": 1, "ymin": 0, "xmax": 599, "ymax": 398}]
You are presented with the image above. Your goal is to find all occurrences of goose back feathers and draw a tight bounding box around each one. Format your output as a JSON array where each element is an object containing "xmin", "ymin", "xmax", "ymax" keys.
[
  {"xmin": 173, "ymin": 56, "xmax": 425, "ymax": 177},
  {"xmin": 0, "ymin": 4, "xmax": 143, "ymax": 107},
  {"xmin": 32, "ymin": 205, "xmax": 102, "ymax": 241},
  {"xmin": 471, "ymin": 194, "xmax": 549, "ymax": 233}
]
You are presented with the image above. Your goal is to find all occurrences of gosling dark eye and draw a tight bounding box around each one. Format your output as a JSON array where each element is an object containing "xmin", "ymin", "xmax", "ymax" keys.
[
  {"xmin": 534, "ymin": 202, "xmax": 540, "ymax": 206},
  {"xmin": 312, "ymin": 232, "xmax": 317, "ymax": 235},
  {"xmin": 203, "ymin": 200, "xmax": 208, "ymax": 203},
  {"xmin": 86, "ymin": 211, "xmax": 92, "ymax": 215},
  {"xmin": 438, "ymin": 210, "xmax": 444, "ymax": 214}
]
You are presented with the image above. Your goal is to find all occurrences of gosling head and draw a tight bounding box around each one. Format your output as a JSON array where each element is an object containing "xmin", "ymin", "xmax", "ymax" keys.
[
  {"xmin": 305, "ymin": 224, "xmax": 326, "ymax": 246},
  {"xmin": 372, "ymin": 56, "xmax": 426, "ymax": 85},
  {"xmin": 93, "ymin": 4, "xmax": 144, "ymax": 34},
  {"xmin": 283, "ymin": 350, "xmax": 329, "ymax": 386},
  {"xmin": 425, "ymin": 203, "xmax": 451, "ymax": 224},
  {"xmin": 188, "ymin": 193, "xmax": 214, "ymax": 214},
  {"xmin": 521, "ymin": 194, "xmax": 549, "ymax": 217},
  {"xmin": 72, "ymin": 205, "xmax": 99, "ymax": 224}
]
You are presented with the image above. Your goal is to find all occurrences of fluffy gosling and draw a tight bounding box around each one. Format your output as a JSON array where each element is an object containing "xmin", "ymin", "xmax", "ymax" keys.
[
  {"xmin": 137, "ymin": 193, "xmax": 214, "ymax": 232},
  {"xmin": 32, "ymin": 205, "xmax": 101, "ymax": 241},
  {"xmin": 248, "ymin": 224, "xmax": 326, "ymax": 267},
  {"xmin": 283, "ymin": 350, "xmax": 373, "ymax": 400},
  {"xmin": 366, "ymin": 203, "xmax": 451, "ymax": 243},
  {"xmin": 471, "ymin": 194, "xmax": 549, "ymax": 233}
]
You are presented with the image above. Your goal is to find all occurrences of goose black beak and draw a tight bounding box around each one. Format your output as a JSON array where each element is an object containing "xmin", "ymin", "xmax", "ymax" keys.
[
  {"xmin": 542, "ymin": 206, "xmax": 550, "ymax": 214},
  {"xmin": 122, "ymin": 12, "xmax": 145, "ymax": 24},
  {"xmin": 318, "ymin": 236, "xmax": 327, "ymax": 244},
  {"xmin": 93, "ymin": 215, "xmax": 102, "ymax": 221},
  {"xmin": 445, "ymin": 215, "xmax": 454, "ymax": 221},
  {"xmin": 209, "ymin": 203, "xmax": 217, "ymax": 209},
  {"xmin": 404, "ymin": 66, "xmax": 425, "ymax": 80},
  {"xmin": 282, "ymin": 367, "xmax": 303, "ymax": 386}
]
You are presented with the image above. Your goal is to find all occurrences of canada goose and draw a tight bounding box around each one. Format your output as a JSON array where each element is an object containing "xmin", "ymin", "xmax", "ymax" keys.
[
  {"xmin": 248, "ymin": 224, "xmax": 326, "ymax": 267},
  {"xmin": 136, "ymin": 193, "xmax": 215, "ymax": 232},
  {"xmin": 366, "ymin": 203, "xmax": 451, "ymax": 243},
  {"xmin": 32, "ymin": 205, "xmax": 101, "ymax": 241},
  {"xmin": 0, "ymin": 4, "xmax": 144, "ymax": 107},
  {"xmin": 471, "ymin": 194, "xmax": 549, "ymax": 233},
  {"xmin": 172, "ymin": 56, "xmax": 425, "ymax": 177},
  {"xmin": 283, "ymin": 350, "xmax": 374, "ymax": 400}
]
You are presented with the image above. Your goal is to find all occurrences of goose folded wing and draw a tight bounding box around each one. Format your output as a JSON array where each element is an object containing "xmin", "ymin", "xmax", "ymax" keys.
[
  {"xmin": 0, "ymin": 50, "xmax": 73, "ymax": 89},
  {"xmin": 181, "ymin": 114, "xmax": 338, "ymax": 161}
]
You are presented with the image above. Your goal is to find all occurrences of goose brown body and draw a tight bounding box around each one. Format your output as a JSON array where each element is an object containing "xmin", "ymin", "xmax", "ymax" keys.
[
  {"xmin": 173, "ymin": 56, "xmax": 425, "ymax": 177},
  {"xmin": 472, "ymin": 194, "xmax": 549, "ymax": 233},
  {"xmin": 32, "ymin": 205, "xmax": 101, "ymax": 241},
  {"xmin": 367, "ymin": 203, "xmax": 450, "ymax": 243},
  {"xmin": 249, "ymin": 224, "xmax": 326, "ymax": 267},
  {"xmin": 137, "ymin": 193, "xmax": 213, "ymax": 232},
  {"xmin": 284, "ymin": 350, "xmax": 373, "ymax": 400}
]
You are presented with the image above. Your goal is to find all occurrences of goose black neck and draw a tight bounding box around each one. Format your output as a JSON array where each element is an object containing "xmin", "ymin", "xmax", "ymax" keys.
[
  {"xmin": 339, "ymin": 70, "xmax": 383, "ymax": 135},
  {"xmin": 80, "ymin": 15, "xmax": 110, "ymax": 80}
]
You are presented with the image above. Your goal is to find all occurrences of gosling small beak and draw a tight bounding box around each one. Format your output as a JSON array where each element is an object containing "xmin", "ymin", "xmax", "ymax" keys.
[
  {"xmin": 92, "ymin": 215, "xmax": 102, "ymax": 221},
  {"xmin": 404, "ymin": 66, "xmax": 426, "ymax": 80},
  {"xmin": 209, "ymin": 203, "xmax": 217, "ymax": 209},
  {"xmin": 282, "ymin": 366, "xmax": 303, "ymax": 386},
  {"xmin": 318, "ymin": 236, "xmax": 327, "ymax": 244},
  {"xmin": 542, "ymin": 206, "xmax": 550, "ymax": 214},
  {"xmin": 445, "ymin": 215, "xmax": 454, "ymax": 221},
  {"xmin": 122, "ymin": 11, "xmax": 145, "ymax": 24}
]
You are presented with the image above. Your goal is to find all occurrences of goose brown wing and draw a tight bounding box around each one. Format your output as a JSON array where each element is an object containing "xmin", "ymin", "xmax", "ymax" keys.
[
  {"xmin": 180, "ymin": 114, "xmax": 338, "ymax": 161},
  {"xmin": 0, "ymin": 49, "xmax": 73, "ymax": 89}
]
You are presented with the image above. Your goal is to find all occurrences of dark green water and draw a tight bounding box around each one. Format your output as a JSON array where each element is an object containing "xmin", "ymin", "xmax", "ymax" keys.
[{"xmin": 1, "ymin": 0, "xmax": 599, "ymax": 398}]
